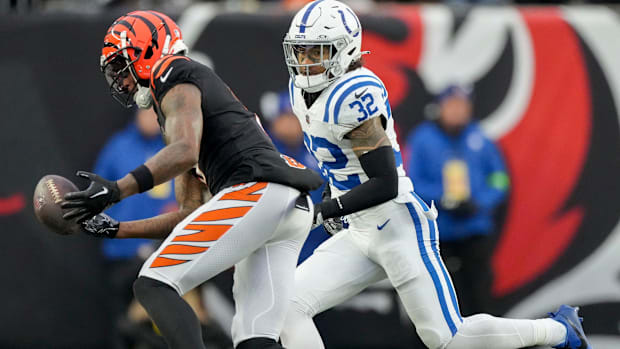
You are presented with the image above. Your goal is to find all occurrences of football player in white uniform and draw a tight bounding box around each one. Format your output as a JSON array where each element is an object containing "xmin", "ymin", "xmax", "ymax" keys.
[{"xmin": 279, "ymin": 1, "xmax": 592, "ymax": 349}]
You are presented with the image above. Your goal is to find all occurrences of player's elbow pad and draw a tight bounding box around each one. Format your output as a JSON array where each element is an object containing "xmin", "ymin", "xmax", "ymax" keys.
[{"xmin": 360, "ymin": 145, "xmax": 399, "ymax": 200}]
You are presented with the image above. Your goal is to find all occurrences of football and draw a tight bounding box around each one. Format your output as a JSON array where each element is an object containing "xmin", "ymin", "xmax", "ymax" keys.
[{"xmin": 33, "ymin": 174, "xmax": 81, "ymax": 235}]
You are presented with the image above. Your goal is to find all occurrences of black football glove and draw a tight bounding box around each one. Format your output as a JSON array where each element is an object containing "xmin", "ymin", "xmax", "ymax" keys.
[
  {"xmin": 81, "ymin": 213, "xmax": 119, "ymax": 238},
  {"xmin": 61, "ymin": 171, "xmax": 121, "ymax": 223}
]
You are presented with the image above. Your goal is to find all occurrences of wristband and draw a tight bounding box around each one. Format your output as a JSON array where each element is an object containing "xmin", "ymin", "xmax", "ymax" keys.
[
  {"xmin": 130, "ymin": 164, "xmax": 154, "ymax": 193},
  {"xmin": 319, "ymin": 198, "xmax": 343, "ymax": 219}
]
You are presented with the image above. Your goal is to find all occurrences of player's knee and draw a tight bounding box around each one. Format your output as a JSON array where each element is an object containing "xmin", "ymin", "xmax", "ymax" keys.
[
  {"xmin": 280, "ymin": 298, "xmax": 315, "ymax": 344},
  {"xmin": 417, "ymin": 326, "xmax": 451, "ymax": 349},
  {"xmin": 289, "ymin": 297, "xmax": 316, "ymax": 318},
  {"xmin": 281, "ymin": 298, "xmax": 314, "ymax": 335},
  {"xmin": 458, "ymin": 313, "xmax": 496, "ymax": 335},
  {"xmin": 235, "ymin": 337, "xmax": 282, "ymax": 349}
]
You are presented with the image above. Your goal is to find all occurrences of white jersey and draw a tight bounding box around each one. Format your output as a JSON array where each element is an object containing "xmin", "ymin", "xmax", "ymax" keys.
[{"xmin": 289, "ymin": 67, "xmax": 415, "ymax": 207}]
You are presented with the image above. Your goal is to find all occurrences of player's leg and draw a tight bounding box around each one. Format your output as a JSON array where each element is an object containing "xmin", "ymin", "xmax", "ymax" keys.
[
  {"xmin": 446, "ymin": 305, "xmax": 593, "ymax": 349},
  {"xmin": 445, "ymin": 313, "xmax": 565, "ymax": 349},
  {"xmin": 133, "ymin": 276, "xmax": 205, "ymax": 348},
  {"xmin": 231, "ymin": 189, "xmax": 312, "ymax": 348},
  {"xmin": 369, "ymin": 198, "xmax": 463, "ymax": 349},
  {"xmin": 134, "ymin": 182, "xmax": 309, "ymax": 349},
  {"xmin": 392, "ymin": 197, "xmax": 588, "ymax": 349},
  {"xmin": 280, "ymin": 231, "xmax": 387, "ymax": 349}
]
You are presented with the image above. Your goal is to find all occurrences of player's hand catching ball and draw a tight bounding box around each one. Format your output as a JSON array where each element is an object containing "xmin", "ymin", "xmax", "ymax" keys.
[
  {"xmin": 61, "ymin": 171, "xmax": 120, "ymax": 223},
  {"xmin": 81, "ymin": 213, "xmax": 119, "ymax": 238}
]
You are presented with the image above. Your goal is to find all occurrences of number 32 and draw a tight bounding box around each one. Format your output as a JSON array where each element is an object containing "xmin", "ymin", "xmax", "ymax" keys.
[{"xmin": 348, "ymin": 93, "xmax": 378, "ymax": 122}]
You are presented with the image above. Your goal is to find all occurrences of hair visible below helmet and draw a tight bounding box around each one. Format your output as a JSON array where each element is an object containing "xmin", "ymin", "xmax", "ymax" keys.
[
  {"xmin": 101, "ymin": 10, "xmax": 188, "ymax": 107},
  {"xmin": 283, "ymin": 0, "xmax": 364, "ymax": 93}
]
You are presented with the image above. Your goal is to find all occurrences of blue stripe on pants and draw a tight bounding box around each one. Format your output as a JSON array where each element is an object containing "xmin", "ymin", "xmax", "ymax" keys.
[
  {"xmin": 428, "ymin": 219, "xmax": 463, "ymax": 323},
  {"xmin": 411, "ymin": 192, "xmax": 462, "ymax": 324},
  {"xmin": 406, "ymin": 202, "xmax": 458, "ymax": 335}
]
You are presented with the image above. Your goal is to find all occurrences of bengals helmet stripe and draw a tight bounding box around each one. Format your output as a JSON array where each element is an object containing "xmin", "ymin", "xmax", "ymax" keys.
[
  {"xmin": 126, "ymin": 13, "xmax": 160, "ymax": 46},
  {"xmin": 113, "ymin": 19, "xmax": 136, "ymax": 35},
  {"xmin": 147, "ymin": 11, "xmax": 172, "ymax": 37}
]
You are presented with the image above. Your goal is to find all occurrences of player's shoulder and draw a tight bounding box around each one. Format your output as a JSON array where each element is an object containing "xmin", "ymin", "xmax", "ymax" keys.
[
  {"xmin": 150, "ymin": 55, "xmax": 205, "ymax": 104},
  {"xmin": 150, "ymin": 54, "xmax": 193, "ymax": 82},
  {"xmin": 322, "ymin": 67, "xmax": 388, "ymax": 125}
]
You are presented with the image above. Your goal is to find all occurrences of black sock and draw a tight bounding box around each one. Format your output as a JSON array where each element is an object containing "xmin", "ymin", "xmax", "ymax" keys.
[
  {"xmin": 133, "ymin": 276, "xmax": 205, "ymax": 349},
  {"xmin": 236, "ymin": 337, "xmax": 283, "ymax": 349}
]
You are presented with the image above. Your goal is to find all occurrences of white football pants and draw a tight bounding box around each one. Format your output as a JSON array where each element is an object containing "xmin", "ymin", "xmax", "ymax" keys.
[
  {"xmin": 139, "ymin": 182, "xmax": 312, "ymax": 347},
  {"xmin": 280, "ymin": 195, "xmax": 566, "ymax": 349}
]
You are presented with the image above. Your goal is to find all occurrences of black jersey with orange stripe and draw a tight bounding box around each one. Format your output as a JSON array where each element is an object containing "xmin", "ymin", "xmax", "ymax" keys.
[{"xmin": 149, "ymin": 55, "xmax": 323, "ymax": 194}]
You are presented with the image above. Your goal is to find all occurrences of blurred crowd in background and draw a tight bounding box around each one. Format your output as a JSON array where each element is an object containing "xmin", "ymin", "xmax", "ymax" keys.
[{"xmin": 3, "ymin": 0, "xmax": 619, "ymax": 14}]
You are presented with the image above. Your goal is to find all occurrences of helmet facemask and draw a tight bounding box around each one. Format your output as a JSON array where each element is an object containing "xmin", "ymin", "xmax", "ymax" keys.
[
  {"xmin": 101, "ymin": 49, "xmax": 141, "ymax": 108},
  {"xmin": 283, "ymin": 36, "xmax": 351, "ymax": 93}
]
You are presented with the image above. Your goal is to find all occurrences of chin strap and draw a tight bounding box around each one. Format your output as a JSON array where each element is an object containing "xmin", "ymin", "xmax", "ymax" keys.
[{"xmin": 134, "ymin": 85, "xmax": 153, "ymax": 108}]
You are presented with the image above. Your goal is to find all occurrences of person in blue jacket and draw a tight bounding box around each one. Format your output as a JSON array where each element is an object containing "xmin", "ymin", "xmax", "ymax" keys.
[{"xmin": 406, "ymin": 84, "xmax": 509, "ymax": 315}]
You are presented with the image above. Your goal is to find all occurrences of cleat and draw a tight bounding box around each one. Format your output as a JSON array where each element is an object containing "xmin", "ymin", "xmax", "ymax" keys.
[{"xmin": 549, "ymin": 305, "xmax": 592, "ymax": 349}]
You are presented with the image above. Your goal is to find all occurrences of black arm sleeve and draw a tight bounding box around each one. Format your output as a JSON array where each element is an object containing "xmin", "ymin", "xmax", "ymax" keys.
[{"xmin": 318, "ymin": 146, "xmax": 398, "ymax": 219}]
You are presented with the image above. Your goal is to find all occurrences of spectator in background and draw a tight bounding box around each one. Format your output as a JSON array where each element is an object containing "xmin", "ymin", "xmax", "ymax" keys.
[
  {"xmin": 93, "ymin": 107, "xmax": 178, "ymax": 348},
  {"xmin": 405, "ymin": 84, "xmax": 509, "ymax": 315},
  {"xmin": 261, "ymin": 90, "xmax": 329, "ymax": 263}
]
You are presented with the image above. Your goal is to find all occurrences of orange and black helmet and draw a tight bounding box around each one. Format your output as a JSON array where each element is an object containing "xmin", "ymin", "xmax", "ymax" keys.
[{"xmin": 100, "ymin": 10, "xmax": 187, "ymax": 107}]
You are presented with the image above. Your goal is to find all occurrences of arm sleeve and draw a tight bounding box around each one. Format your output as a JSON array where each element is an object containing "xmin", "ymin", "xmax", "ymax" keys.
[
  {"xmin": 318, "ymin": 146, "xmax": 398, "ymax": 219},
  {"xmin": 474, "ymin": 138, "xmax": 509, "ymax": 211}
]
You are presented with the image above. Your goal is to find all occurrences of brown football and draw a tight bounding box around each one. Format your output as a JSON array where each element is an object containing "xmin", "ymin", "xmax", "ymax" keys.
[{"xmin": 33, "ymin": 175, "xmax": 81, "ymax": 235}]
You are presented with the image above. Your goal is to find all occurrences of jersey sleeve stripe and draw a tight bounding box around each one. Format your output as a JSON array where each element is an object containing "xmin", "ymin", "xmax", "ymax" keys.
[
  {"xmin": 332, "ymin": 81, "xmax": 384, "ymax": 124},
  {"xmin": 154, "ymin": 56, "xmax": 190, "ymax": 79},
  {"xmin": 151, "ymin": 55, "xmax": 169, "ymax": 76},
  {"xmin": 150, "ymin": 56, "xmax": 171, "ymax": 89},
  {"xmin": 322, "ymin": 74, "xmax": 383, "ymax": 123}
]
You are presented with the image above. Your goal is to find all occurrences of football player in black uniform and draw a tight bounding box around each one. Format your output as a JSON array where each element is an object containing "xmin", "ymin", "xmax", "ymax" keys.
[{"xmin": 62, "ymin": 11, "xmax": 322, "ymax": 349}]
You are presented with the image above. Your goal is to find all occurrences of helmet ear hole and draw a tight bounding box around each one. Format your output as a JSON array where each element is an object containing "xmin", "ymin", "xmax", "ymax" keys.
[{"xmin": 143, "ymin": 46, "xmax": 154, "ymax": 60}]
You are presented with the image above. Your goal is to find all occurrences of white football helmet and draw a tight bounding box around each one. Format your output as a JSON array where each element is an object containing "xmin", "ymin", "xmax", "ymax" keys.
[{"xmin": 283, "ymin": 0, "xmax": 364, "ymax": 93}]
